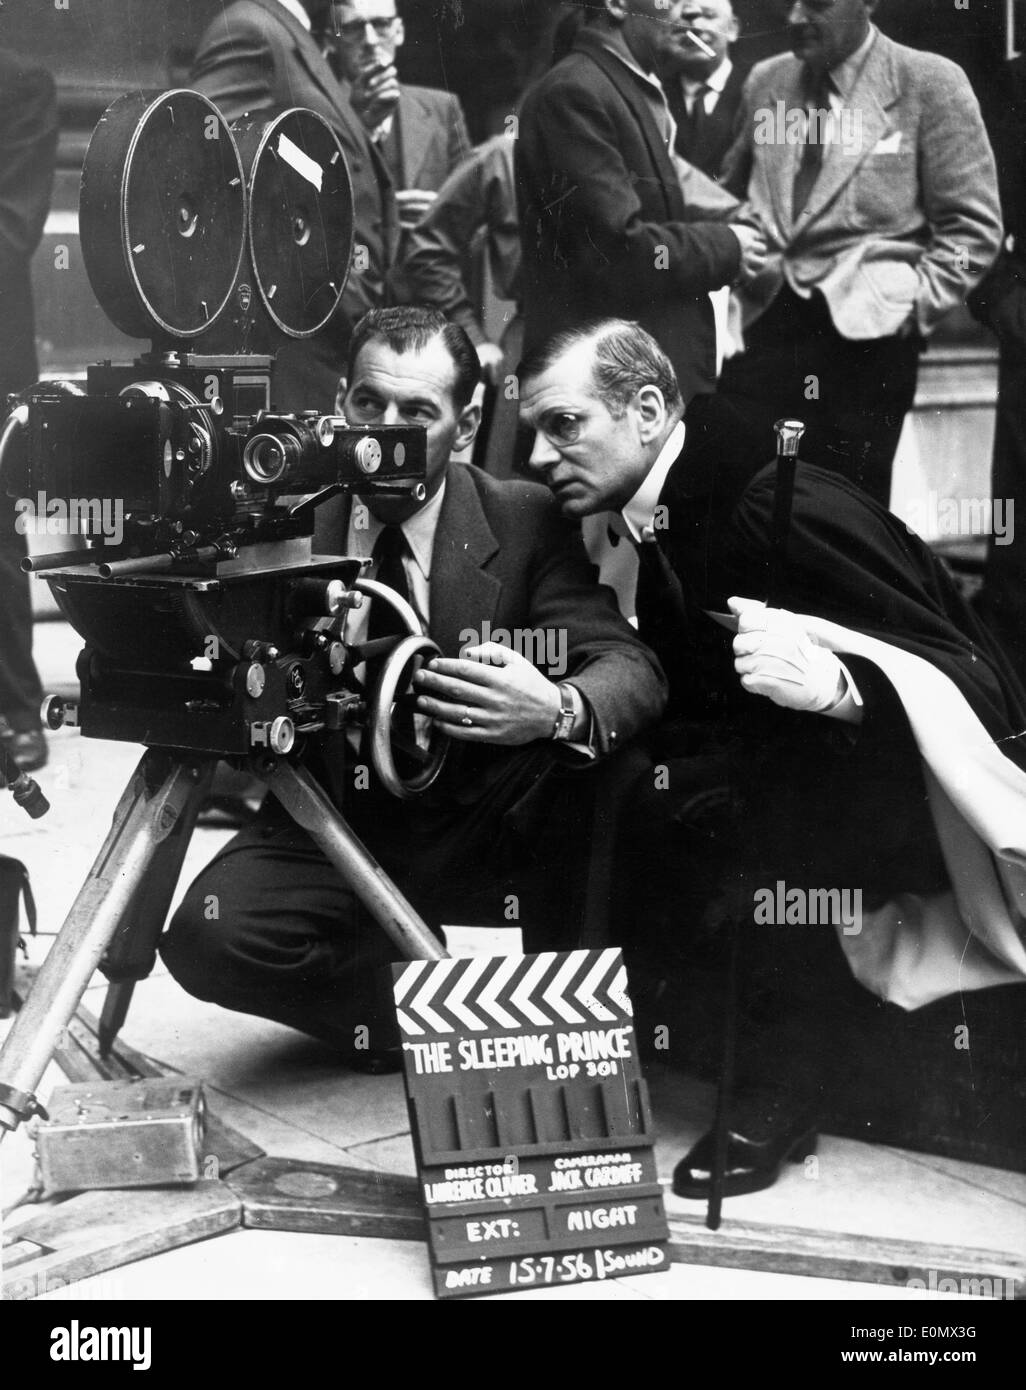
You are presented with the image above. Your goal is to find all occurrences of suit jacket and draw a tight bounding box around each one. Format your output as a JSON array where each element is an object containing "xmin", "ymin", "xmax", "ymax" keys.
[
  {"xmin": 516, "ymin": 28, "xmax": 741, "ymax": 403},
  {"xmin": 397, "ymin": 135, "xmax": 518, "ymax": 346},
  {"xmin": 190, "ymin": 0, "xmax": 399, "ymax": 407},
  {"xmin": 722, "ymin": 29, "xmax": 1002, "ymax": 339},
  {"xmin": 670, "ymin": 61, "xmax": 747, "ymax": 180},
  {"xmin": 312, "ymin": 460, "xmax": 666, "ymax": 807},
  {"xmin": 0, "ymin": 50, "xmax": 57, "ymax": 398},
  {"xmin": 391, "ymin": 85, "xmax": 470, "ymax": 195}
]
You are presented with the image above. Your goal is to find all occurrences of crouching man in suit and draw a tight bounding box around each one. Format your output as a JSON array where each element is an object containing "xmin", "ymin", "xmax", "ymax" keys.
[
  {"xmin": 519, "ymin": 318, "xmax": 1026, "ymax": 1198},
  {"xmin": 160, "ymin": 308, "xmax": 666, "ymax": 1069}
]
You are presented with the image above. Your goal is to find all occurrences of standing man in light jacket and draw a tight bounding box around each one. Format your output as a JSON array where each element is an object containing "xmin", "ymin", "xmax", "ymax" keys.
[{"xmin": 718, "ymin": 0, "xmax": 1002, "ymax": 505}]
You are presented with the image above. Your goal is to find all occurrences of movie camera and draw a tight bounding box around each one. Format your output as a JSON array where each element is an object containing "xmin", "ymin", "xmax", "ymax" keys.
[
  {"xmin": 0, "ymin": 87, "xmax": 444, "ymax": 791},
  {"xmin": 0, "ymin": 91, "xmax": 449, "ymax": 1138}
]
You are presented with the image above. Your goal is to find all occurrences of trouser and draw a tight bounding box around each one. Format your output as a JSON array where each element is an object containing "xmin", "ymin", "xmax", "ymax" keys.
[
  {"xmin": 0, "ymin": 498, "xmax": 44, "ymax": 732},
  {"xmin": 161, "ymin": 748, "xmax": 598, "ymax": 1054},
  {"xmin": 718, "ymin": 285, "xmax": 922, "ymax": 507}
]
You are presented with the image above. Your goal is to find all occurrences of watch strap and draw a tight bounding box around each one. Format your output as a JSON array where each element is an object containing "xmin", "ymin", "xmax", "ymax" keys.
[{"xmin": 551, "ymin": 683, "xmax": 577, "ymax": 741}]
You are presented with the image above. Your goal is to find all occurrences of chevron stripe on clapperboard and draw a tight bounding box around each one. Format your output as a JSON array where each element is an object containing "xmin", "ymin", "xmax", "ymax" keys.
[{"xmin": 393, "ymin": 949, "xmax": 632, "ymax": 1038}]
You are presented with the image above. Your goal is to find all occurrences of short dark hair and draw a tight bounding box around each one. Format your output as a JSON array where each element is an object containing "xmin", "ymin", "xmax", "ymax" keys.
[
  {"xmin": 519, "ymin": 319, "xmax": 683, "ymax": 417},
  {"xmin": 347, "ymin": 306, "xmax": 481, "ymax": 411}
]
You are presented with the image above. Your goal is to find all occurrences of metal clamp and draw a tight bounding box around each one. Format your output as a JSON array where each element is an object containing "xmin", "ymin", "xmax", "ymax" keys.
[{"xmin": 0, "ymin": 1082, "xmax": 48, "ymax": 1124}]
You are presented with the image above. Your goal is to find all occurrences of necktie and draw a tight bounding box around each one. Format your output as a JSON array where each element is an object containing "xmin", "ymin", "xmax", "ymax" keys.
[
  {"xmin": 378, "ymin": 119, "xmax": 404, "ymax": 193},
  {"xmin": 667, "ymin": 81, "xmax": 707, "ymax": 163},
  {"xmin": 368, "ymin": 524, "xmax": 411, "ymax": 643},
  {"xmin": 792, "ymin": 69, "xmax": 834, "ymax": 221},
  {"xmin": 365, "ymin": 524, "xmax": 422, "ymax": 766}
]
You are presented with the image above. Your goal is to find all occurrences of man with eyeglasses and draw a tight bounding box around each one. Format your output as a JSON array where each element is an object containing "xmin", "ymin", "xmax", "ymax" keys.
[
  {"xmin": 190, "ymin": 0, "xmax": 398, "ymax": 412},
  {"xmin": 519, "ymin": 317, "xmax": 1026, "ymax": 1199},
  {"xmin": 717, "ymin": 0, "xmax": 1001, "ymax": 506},
  {"xmin": 327, "ymin": 2, "xmax": 470, "ymax": 243}
]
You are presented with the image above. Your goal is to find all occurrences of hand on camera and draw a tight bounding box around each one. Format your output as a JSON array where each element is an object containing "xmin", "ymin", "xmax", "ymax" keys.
[
  {"xmin": 413, "ymin": 643, "xmax": 562, "ymax": 744},
  {"xmin": 729, "ymin": 596, "xmax": 846, "ymax": 713}
]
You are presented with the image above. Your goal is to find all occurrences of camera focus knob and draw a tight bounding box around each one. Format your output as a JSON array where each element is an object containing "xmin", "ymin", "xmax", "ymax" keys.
[
  {"xmin": 269, "ymin": 716, "xmax": 295, "ymax": 755},
  {"xmin": 353, "ymin": 436, "xmax": 382, "ymax": 475}
]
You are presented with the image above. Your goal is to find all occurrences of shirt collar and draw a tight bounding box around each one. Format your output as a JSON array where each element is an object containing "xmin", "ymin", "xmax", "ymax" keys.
[
  {"xmin": 621, "ymin": 420, "xmax": 686, "ymax": 542},
  {"xmin": 277, "ymin": 0, "xmax": 311, "ymax": 32},
  {"xmin": 350, "ymin": 479, "xmax": 447, "ymax": 581},
  {"xmin": 827, "ymin": 24, "xmax": 876, "ymax": 99},
  {"xmin": 683, "ymin": 56, "xmax": 732, "ymax": 96}
]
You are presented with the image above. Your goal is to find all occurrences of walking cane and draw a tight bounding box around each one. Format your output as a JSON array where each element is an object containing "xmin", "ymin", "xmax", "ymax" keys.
[{"xmin": 706, "ymin": 418, "xmax": 805, "ymax": 1231}]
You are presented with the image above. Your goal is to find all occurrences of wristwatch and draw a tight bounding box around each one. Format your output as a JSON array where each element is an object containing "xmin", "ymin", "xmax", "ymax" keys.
[{"xmin": 551, "ymin": 683, "xmax": 577, "ymax": 741}]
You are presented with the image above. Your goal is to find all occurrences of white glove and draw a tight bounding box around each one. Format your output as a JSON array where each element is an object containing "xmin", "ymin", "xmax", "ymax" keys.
[{"xmin": 729, "ymin": 596, "xmax": 846, "ymax": 713}]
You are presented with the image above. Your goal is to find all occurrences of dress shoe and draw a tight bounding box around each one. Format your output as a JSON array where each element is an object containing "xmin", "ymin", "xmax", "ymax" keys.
[
  {"xmin": 672, "ymin": 1091, "xmax": 820, "ymax": 1199},
  {"xmin": 0, "ymin": 719, "xmax": 47, "ymax": 773}
]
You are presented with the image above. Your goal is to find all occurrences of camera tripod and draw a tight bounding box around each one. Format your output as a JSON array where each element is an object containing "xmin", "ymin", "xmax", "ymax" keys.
[{"xmin": 0, "ymin": 742, "xmax": 447, "ymax": 1138}]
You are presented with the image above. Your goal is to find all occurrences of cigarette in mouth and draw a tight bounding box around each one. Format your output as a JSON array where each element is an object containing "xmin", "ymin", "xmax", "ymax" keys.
[{"xmin": 684, "ymin": 29, "xmax": 716, "ymax": 58}]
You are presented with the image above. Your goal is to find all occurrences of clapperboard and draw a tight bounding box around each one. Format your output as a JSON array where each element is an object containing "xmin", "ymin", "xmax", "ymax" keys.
[{"xmin": 393, "ymin": 948, "xmax": 669, "ymax": 1298}]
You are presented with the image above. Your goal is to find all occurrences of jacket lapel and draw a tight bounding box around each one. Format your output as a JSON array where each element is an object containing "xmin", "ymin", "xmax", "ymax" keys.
[
  {"xmin": 763, "ymin": 64, "xmax": 806, "ymax": 242},
  {"xmin": 795, "ymin": 35, "xmax": 898, "ymax": 237},
  {"xmin": 428, "ymin": 464, "xmax": 501, "ymax": 657},
  {"xmin": 397, "ymin": 88, "xmax": 433, "ymax": 190},
  {"xmin": 575, "ymin": 32, "xmax": 685, "ymax": 221}
]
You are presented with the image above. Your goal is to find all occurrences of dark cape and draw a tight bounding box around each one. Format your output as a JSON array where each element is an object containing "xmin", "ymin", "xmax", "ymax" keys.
[
  {"xmin": 708, "ymin": 462, "xmax": 1026, "ymax": 755},
  {"xmin": 642, "ymin": 403, "xmax": 1026, "ymax": 1006}
]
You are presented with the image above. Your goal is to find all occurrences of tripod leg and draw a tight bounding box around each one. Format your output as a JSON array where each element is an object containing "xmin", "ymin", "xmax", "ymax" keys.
[
  {"xmin": 97, "ymin": 763, "xmax": 214, "ymax": 1056},
  {"xmin": 260, "ymin": 760, "xmax": 447, "ymax": 963},
  {"xmin": 0, "ymin": 751, "xmax": 210, "ymax": 1136}
]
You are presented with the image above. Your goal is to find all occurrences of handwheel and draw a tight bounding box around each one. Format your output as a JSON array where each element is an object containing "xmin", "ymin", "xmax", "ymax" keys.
[
  {"xmin": 351, "ymin": 578, "xmax": 449, "ymax": 800},
  {"xmin": 368, "ymin": 633, "xmax": 449, "ymax": 800}
]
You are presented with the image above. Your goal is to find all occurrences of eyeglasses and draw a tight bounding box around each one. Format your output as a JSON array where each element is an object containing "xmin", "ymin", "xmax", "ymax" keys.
[
  {"xmin": 336, "ymin": 17, "xmax": 399, "ymax": 43},
  {"xmin": 535, "ymin": 412, "xmax": 584, "ymax": 446}
]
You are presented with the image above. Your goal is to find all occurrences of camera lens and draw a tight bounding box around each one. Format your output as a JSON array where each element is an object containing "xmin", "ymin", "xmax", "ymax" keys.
[{"xmin": 244, "ymin": 433, "xmax": 291, "ymax": 483}]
